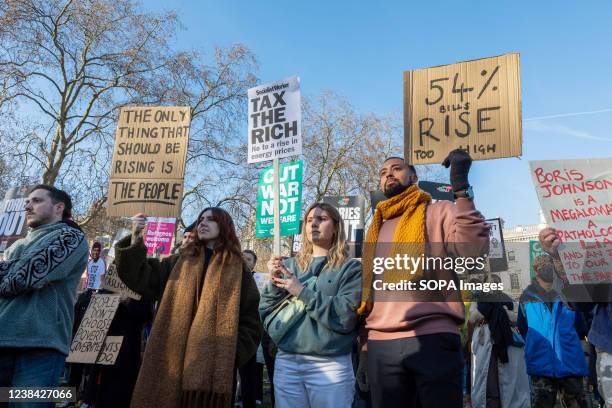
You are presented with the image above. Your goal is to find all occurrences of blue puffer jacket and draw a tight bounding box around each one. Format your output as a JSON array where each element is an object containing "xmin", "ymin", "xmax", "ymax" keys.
[{"xmin": 518, "ymin": 283, "xmax": 588, "ymax": 378}]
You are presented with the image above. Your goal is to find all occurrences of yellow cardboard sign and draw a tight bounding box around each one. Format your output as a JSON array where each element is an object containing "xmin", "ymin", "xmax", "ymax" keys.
[{"xmin": 404, "ymin": 53, "xmax": 521, "ymax": 164}]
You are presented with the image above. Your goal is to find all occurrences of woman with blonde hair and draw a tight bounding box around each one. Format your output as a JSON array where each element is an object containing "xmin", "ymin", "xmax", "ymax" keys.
[{"xmin": 259, "ymin": 202, "xmax": 362, "ymax": 408}]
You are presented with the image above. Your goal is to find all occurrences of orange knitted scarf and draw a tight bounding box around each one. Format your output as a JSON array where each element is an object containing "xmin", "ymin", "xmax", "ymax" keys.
[{"xmin": 358, "ymin": 184, "xmax": 431, "ymax": 314}]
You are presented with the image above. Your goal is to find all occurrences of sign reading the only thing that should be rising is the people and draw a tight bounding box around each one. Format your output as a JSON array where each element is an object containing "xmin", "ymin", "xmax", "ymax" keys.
[
  {"xmin": 247, "ymin": 76, "xmax": 301, "ymax": 164},
  {"xmin": 256, "ymin": 160, "xmax": 303, "ymax": 238},
  {"xmin": 107, "ymin": 106, "xmax": 191, "ymax": 218}
]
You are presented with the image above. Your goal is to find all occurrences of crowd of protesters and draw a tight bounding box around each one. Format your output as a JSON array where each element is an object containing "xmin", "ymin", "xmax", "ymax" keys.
[{"xmin": 0, "ymin": 151, "xmax": 610, "ymax": 408}]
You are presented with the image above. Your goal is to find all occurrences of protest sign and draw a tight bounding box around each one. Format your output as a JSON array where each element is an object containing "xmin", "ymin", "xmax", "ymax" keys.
[
  {"xmin": 530, "ymin": 158, "xmax": 612, "ymax": 283},
  {"xmin": 253, "ymin": 272, "xmax": 270, "ymax": 292},
  {"xmin": 256, "ymin": 160, "xmax": 303, "ymax": 238},
  {"xmin": 143, "ymin": 217, "xmax": 175, "ymax": 257},
  {"xmin": 107, "ymin": 106, "xmax": 191, "ymax": 218},
  {"xmin": 530, "ymin": 240, "xmax": 548, "ymax": 280},
  {"xmin": 0, "ymin": 186, "xmax": 31, "ymax": 252},
  {"xmin": 100, "ymin": 264, "xmax": 141, "ymax": 300},
  {"xmin": 418, "ymin": 181, "xmax": 454, "ymax": 202},
  {"xmin": 322, "ymin": 196, "xmax": 366, "ymax": 258},
  {"xmin": 404, "ymin": 53, "xmax": 521, "ymax": 164},
  {"xmin": 486, "ymin": 218, "xmax": 508, "ymax": 272},
  {"xmin": 66, "ymin": 294, "xmax": 121, "ymax": 363},
  {"xmin": 95, "ymin": 336, "xmax": 124, "ymax": 365},
  {"xmin": 292, "ymin": 233, "xmax": 303, "ymax": 255},
  {"xmin": 248, "ymin": 76, "xmax": 301, "ymax": 164}
]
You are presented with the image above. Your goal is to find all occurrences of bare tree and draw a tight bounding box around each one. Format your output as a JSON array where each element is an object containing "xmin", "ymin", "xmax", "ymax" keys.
[{"xmin": 0, "ymin": 0, "xmax": 259, "ymax": 236}]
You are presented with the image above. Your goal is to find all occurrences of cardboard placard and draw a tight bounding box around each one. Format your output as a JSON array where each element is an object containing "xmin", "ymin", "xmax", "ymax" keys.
[
  {"xmin": 0, "ymin": 186, "xmax": 31, "ymax": 252},
  {"xmin": 247, "ymin": 77, "xmax": 301, "ymax": 164},
  {"xmin": 322, "ymin": 196, "xmax": 366, "ymax": 258},
  {"xmin": 256, "ymin": 160, "xmax": 303, "ymax": 238},
  {"xmin": 95, "ymin": 336, "xmax": 124, "ymax": 365},
  {"xmin": 100, "ymin": 264, "xmax": 142, "ymax": 300},
  {"xmin": 107, "ymin": 106, "xmax": 191, "ymax": 217},
  {"xmin": 530, "ymin": 158, "xmax": 612, "ymax": 284},
  {"xmin": 404, "ymin": 53, "xmax": 521, "ymax": 164},
  {"xmin": 66, "ymin": 294, "xmax": 121, "ymax": 363},
  {"xmin": 143, "ymin": 217, "xmax": 176, "ymax": 256}
]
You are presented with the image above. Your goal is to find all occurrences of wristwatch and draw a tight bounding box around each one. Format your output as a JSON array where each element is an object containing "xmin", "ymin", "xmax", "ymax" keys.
[{"xmin": 454, "ymin": 185, "xmax": 474, "ymax": 199}]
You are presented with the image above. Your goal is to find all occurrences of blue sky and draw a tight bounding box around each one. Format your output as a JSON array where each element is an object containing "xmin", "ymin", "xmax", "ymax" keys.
[{"xmin": 148, "ymin": 0, "xmax": 612, "ymax": 227}]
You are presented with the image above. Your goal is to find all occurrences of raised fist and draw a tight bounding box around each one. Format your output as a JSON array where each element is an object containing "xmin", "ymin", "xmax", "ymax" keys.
[{"xmin": 442, "ymin": 149, "xmax": 472, "ymax": 192}]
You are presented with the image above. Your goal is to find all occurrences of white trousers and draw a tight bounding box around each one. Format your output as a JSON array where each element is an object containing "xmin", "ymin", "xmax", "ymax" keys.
[
  {"xmin": 597, "ymin": 349, "xmax": 612, "ymax": 408},
  {"xmin": 274, "ymin": 350, "xmax": 355, "ymax": 408}
]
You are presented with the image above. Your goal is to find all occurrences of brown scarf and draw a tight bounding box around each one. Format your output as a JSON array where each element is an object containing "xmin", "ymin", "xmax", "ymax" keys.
[
  {"xmin": 358, "ymin": 184, "xmax": 431, "ymax": 314},
  {"xmin": 131, "ymin": 248, "xmax": 243, "ymax": 408}
]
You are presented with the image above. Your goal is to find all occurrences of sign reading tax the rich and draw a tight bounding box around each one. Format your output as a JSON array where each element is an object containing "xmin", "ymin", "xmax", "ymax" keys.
[
  {"xmin": 404, "ymin": 53, "xmax": 521, "ymax": 164},
  {"xmin": 248, "ymin": 76, "xmax": 301, "ymax": 164},
  {"xmin": 107, "ymin": 106, "xmax": 191, "ymax": 218},
  {"xmin": 530, "ymin": 158, "xmax": 612, "ymax": 284}
]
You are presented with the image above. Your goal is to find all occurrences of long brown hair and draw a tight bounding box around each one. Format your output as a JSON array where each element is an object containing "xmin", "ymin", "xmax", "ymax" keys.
[
  {"xmin": 296, "ymin": 202, "xmax": 348, "ymax": 272},
  {"xmin": 186, "ymin": 207, "xmax": 242, "ymax": 259}
]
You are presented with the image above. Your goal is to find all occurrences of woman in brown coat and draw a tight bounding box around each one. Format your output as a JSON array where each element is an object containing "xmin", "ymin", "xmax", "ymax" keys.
[{"xmin": 114, "ymin": 207, "xmax": 262, "ymax": 408}]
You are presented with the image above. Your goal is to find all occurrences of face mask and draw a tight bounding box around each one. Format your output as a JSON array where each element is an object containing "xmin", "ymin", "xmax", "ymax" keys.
[{"xmin": 538, "ymin": 264, "xmax": 555, "ymax": 283}]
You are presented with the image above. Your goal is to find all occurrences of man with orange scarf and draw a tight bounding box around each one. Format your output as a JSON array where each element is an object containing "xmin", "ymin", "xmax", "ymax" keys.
[{"xmin": 356, "ymin": 150, "xmax": 489, "ymax": 408}]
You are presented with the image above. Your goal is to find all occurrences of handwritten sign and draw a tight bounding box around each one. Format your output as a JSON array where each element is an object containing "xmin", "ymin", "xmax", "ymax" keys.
[
  {"xmin": 404, "ymin": 53, "xmax": 521, "ymax": 164},
  {"xmin": 248, "ymin": 77, "xmax": 301, "ymax": 164},
  {"xmin": 107, "ymin": 106, "xmax": 191, "ymax": 217},
  {"xmin": 530, "ymin": 158, "xmax": 612, "ymax": 284},
  {"xmin": 100, "ymin": 264, "xmax": 141, "ymax": 300},
  {"xmin": 66, "ymin": 294, "xmax": 121, "ymax": 363},
  {"xmin": 255, "ymin": 160, "xmax": 303, "ymax": 238},
  {"xmin": 95, "ymin": 336, "xmax": 124, "ymax": 365}
]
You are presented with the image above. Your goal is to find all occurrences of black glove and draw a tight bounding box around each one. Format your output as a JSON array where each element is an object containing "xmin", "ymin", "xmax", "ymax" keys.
[
  {"xmin": 442, "ymin": 149, "xmax": 472, "ymax": 192},
  {"xmin": 356, "ymin": 350, "xmax": 369, "ymax": 393}
]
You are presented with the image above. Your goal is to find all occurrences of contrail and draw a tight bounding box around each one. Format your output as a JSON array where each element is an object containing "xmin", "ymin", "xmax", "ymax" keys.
[{"xmin": 524, "ymin": 108, "xmax": 612, "ymax": 121}]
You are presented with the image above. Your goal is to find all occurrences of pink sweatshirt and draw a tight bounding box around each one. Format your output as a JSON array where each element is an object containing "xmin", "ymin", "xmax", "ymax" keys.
[{"xmin": 365, "ymin": 198, "xmax": 489, "ymax": 340}]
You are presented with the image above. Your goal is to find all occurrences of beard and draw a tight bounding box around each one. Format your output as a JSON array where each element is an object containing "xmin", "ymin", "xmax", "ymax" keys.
[{"xmin": 383, "ymin": 181, "xmax": 410, "ymax": 198}]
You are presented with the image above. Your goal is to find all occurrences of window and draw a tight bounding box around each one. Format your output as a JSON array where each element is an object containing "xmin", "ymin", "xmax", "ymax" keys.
[{"xmin": 510, "ymin": 273, "xmax": 520, "ymax": 291}]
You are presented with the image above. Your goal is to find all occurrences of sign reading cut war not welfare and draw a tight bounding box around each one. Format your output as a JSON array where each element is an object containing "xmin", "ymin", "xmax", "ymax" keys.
[
  {"xmin": 529, "ymin": 158, "xmax": 612, "ymax": 284},
  {"xmin": 107, "ymin": 106, "xmax": 191, "ymax": 218},
  {"xmin": 247, "ymin": 76, "xmax": 301, "ymax": 164},
  {"xmin": 404, "ymin": 53, "xmax": 522, "ymax": 164},
  {"xmin": 256, "ymin": 160, "xmax": 303, "ymax": 238}
]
